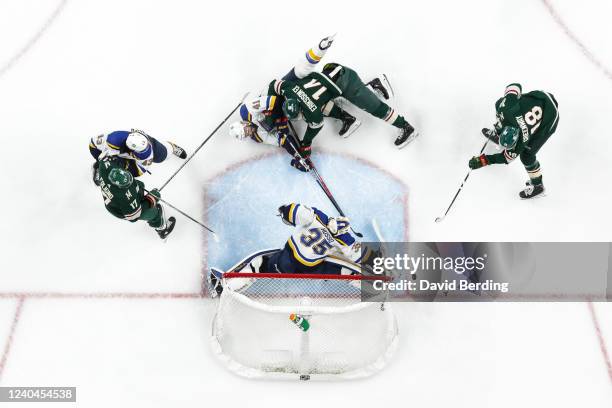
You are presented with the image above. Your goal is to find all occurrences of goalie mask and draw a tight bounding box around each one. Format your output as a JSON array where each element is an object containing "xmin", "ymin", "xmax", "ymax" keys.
[{"xmin": 108, "ymin": 167, "xmax": 134, "ymax": 188}]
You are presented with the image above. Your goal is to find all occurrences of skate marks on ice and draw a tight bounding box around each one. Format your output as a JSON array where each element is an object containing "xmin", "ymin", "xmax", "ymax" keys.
[{"xmin": 203, "ymin": 151, "xmax": 409, "ymax": 271}]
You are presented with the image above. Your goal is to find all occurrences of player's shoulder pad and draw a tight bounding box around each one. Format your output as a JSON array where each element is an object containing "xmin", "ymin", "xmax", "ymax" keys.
[
  {"xmin": 504, "ymin": 83, "xmax": 522, "ymax": 98},
  {"xmin": 333, "ymin": 231, "xmax": 355, "ymax": 247},
  {"xmin": 269, "ymin": 79, "xmax": 286, "ymax": 96},
  {"xmin": 106, "ymin": 130, "xmax": 130, "ymax": 150}
]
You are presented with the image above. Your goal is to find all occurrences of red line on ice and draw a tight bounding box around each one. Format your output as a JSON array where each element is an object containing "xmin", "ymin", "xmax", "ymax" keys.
[
  {"xmin": 0, "ymin": 297, "xmax": 25, "ymax": 382},
  {"xmin": 587, "ymin": 302, "xmax": 612, "ymax": 383},
  {"xmin": 0, "ymin": 292, "xmax": 203, "ymax": 300},
  {"xmin": 541, "ymin": 0, "xmax": 612, "ymax": 81}
]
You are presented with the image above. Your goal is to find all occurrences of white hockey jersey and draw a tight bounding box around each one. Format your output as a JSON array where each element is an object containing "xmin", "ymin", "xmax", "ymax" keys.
[{"xmin": 284, "ymin": 204, "xmax": 362, "ymax": 267}]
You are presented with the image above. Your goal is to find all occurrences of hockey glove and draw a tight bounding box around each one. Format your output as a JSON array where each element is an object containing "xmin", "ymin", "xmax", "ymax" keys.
[
  {"xmin": 299, "ymin": 144, "xmax": 312, "ymax": 158},
  {"xmin": 469, "ymin": 154, "xmax": 489, "ymax": 170},
  {"xmin": 327, "ymin": 216, "xmax": 350, "ymax": 236}
]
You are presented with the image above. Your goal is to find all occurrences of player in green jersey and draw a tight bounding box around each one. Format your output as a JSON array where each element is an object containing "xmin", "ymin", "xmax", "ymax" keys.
[
  {"xmin": 267, "ymin": 72, "xmax": 343, "ymax": 159},
  {"xmin": 319, "ymin": 62, "xmax": 417, "ymax": 148},
  {"xmin": 469, "ymin": 83, "xmax": 559, "ymax": 199},
  {"xmin": 96, "ymin": 157, "xmax": 176, "ymax": 238},
  {"xmin": 269, "ymin": 68, "xmax": 417, "ymax": 158}
]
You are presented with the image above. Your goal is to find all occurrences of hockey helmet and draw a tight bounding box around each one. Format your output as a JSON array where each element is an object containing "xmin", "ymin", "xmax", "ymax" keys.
[
  {"xmin": 108, "ymin": 167, "xmax": 134, "ymax": 188},
  {"xmin": 126, "ymin": 132, "xmax": 149, "ymax": 153},
  {"xmin": 282, "ymin": 98, "xmax": 300, "ymax": 119},
  {"xmin": 499, "ymin": 126, "xmax": 520, "ymax": 149}
]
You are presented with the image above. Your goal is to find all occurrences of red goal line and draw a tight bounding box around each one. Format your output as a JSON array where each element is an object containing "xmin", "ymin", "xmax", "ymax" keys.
[{"xmin": 222, "ymin": 272, "xmax": 391, "ymax": 281}]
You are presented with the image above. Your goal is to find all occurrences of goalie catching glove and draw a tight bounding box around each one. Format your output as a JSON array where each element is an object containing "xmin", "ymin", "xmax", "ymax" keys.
[
  {"xmin": 326, "ymin": 216, "xmax": 350, "ymax": 236},
  {"xmin": 278, "ymin": 204, "xmax": 349, "ymax": 237}
]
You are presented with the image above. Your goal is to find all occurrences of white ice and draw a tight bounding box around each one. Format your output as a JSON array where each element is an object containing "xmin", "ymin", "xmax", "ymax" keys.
[{"xmin": 0, "ymin": 0, "xmax": 611, "ymax": 407}]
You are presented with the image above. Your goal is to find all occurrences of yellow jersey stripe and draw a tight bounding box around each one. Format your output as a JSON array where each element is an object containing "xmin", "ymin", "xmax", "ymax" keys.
[
  {"xmin": 288, "ymin": 238, "xmax": 323, "ymax": 266},
  {"xmin": 288, "ymin": 203, "xmax": 297, "ymax": 224},
  {"xmin": 334, "ymin": 236, "xmax": 348, "ymax": 246}
]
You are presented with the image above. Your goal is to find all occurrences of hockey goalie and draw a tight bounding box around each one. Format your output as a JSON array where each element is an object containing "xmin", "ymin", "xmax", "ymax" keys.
[
  {"xmin": 208, "ymin": 202, "xmax": 368, "ymax": 296},
  {"xmin": 208, "ymin": 203, "xmax": 398, "ymax": 380}
]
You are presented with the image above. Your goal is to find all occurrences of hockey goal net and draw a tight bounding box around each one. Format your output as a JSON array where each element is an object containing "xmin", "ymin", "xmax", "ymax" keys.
[{"xmin": 211, "ymin": 273, "xmax": 398, "ymax": 380}]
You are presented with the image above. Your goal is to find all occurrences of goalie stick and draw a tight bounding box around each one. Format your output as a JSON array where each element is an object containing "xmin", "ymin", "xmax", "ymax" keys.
[
  {"xmin": 286, "ymin": 121, "xmax": 364, "ymax": 238},
  {"xmin": 159, "ymin": 92, "xmax": 249, "ymax": 191}
]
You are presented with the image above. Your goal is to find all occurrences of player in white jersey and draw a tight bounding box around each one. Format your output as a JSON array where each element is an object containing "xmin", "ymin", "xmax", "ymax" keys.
[
  {"xmin": 89, "ymin": 129, "xmax": 187, "ymax": 183},
  {"xmin": 263, "ymin": 203, "xmax": 364, "ymax": 274},
  {"xmin": 206, "ymin": 203, "xmax": 378, "ymax": 296}
]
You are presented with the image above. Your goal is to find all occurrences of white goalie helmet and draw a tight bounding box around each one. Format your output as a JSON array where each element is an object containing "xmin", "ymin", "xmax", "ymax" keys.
[{"xmin": 126, "ymin": 132, "xmax": 149, "ymax": 152}]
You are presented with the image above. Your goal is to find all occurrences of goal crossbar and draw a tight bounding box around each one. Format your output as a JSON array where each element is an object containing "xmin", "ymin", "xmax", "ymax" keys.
[{"xmin": 223, "ymin": 272, "xmax": 391, "ymax": 281}]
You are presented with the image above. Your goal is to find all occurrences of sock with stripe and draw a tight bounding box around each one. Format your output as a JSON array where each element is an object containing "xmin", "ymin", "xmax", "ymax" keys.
[
  {"xmin": 525, "ymin": 161, "xmax": 543, "ymax": 186},
  {"xmin": 373, "ymin": 104, "xmax": 407, "ymax": 129}
]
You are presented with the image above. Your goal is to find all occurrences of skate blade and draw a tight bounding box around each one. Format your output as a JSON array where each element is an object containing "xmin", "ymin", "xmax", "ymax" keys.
[
  {"xmin": 396, "ymin": 131, "xmax": 419, "ymax": 149},
  {"xmin": 380, "ymin": 73, "xmax": 395, "ymax": 99},
  {"xmin": 519, "ymin": 190, "xmax": 547, "ymax": 200},
  {"xmin": 342, "ymin": 120, "xmax": 362, "ymax": 139}
]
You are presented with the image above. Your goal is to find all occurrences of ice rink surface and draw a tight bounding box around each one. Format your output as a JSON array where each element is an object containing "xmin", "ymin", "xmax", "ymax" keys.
[{"xmin": 0, "ymin": 0, "xmax": 611, "ymax": 406}]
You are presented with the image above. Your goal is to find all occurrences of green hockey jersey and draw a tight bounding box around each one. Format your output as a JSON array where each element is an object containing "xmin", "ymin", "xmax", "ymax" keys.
[
  {"xmin": 488, "ymin": 83, "xmax": 559, "ymax": 164},
  {"xmin": 97, "ymin": 158, "xmax": 150, "ymax": 221},
  {"xmin": 268, "ymin": 71, "xmax": 343, "ymax": 145}
]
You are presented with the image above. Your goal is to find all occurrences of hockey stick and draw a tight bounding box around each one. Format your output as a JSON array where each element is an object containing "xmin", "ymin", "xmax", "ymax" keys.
[
  {"xmin": 145, "ymin": 189, "xmax": 219, "ymax": 241},
  {"xmin": 159, "ymin": 92, "xmax": 249, "ymax": 191},
  {"xmin": 435, "ymin": 139, "xmax": 490, "ymax": 223},
  {"xmin": 286, "ymin": 121, "xmax": 363, "ymax": 238}
]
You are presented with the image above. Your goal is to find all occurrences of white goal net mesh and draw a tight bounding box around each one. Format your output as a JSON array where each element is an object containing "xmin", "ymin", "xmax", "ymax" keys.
[{"xmin": 211, "ymin": 273, "xmax": 398, "ymax": 380}]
